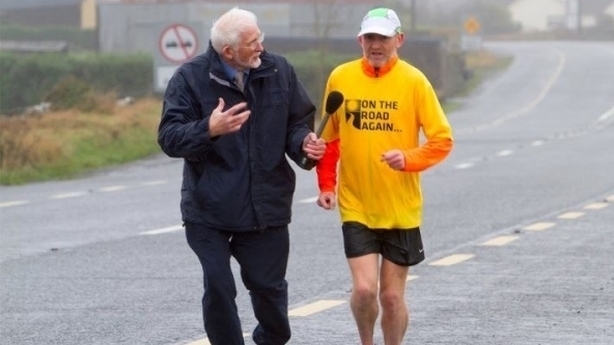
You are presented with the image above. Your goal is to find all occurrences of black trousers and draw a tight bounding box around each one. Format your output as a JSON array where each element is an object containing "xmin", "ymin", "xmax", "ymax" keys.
[{"xmin": 185, "ymin": 222, "xmax": 291, "ymax": 345}]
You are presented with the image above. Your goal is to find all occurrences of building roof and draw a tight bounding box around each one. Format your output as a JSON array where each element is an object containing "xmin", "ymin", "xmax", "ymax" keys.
[
  {"xmin": 510, "ymin": 0, "xmax": 614, "ymax": 15},
  {"xmin": 102, "ymin": 0, "xmax": 377, "ymax": 3},
  {"xmin": 0, "ymin": 0, "xmax": 82, "ymax": 10},
  {"xmin": 580, "ymin": 0, "xmax": 614, "ymax": 15},
  {"xmin": 0, "ymin": 40, "xmax": 69, "ymax": 53}
]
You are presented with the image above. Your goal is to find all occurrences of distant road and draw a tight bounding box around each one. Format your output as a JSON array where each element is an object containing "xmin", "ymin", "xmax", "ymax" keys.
[{"xmin": 1, "ymin": 40, "xmax": 613, "ymax": 345}]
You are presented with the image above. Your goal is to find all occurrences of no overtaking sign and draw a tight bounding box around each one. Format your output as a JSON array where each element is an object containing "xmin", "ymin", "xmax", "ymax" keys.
[
  {"xmin": 159, "ymin": 24, "xmax": 198, "ymax": 64},
  {"xmin": 154, "ymin": 22, "xmax": 201, "ymax": 93}
]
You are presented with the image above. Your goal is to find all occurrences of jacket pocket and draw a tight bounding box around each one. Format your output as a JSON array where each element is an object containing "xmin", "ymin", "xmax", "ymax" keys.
[{"xmin": 193, "ymin": 164, "xmax": 253, "ymax": 227}]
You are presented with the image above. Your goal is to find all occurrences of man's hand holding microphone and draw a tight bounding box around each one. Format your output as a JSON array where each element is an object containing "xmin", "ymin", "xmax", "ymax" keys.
[{"xmin": 299, "ymin": 91, "xmax": 344, "ymax": 170}]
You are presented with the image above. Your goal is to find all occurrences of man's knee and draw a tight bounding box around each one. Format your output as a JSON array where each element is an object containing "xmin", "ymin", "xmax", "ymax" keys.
[
  {"xmin": 352, "ymin": 283, "xmax": 378, "ymax": 305},
  {"xmin": 379, "ymin": 286, "xmax": 406, "ymax": 311}
]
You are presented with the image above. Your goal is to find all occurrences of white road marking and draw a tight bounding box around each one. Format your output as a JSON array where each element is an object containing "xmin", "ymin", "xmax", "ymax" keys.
[
  {"xmin": 298, "ymin": 196, "xmax": 318, "ymax": 204},
  {"xmin": 184, "ymin": 339, "xmax": 211, "ymax": 345},
  {"xmin": 455, "ymin": 162, "xmax": 474, "ymax": 169},
  {"xmin": 584, "ymin": 202, "xmax": 608, "ymax": 210},
  {"xmin": 481, "ymin": 235, "xmax": 519, "ymax": 246},
  {"xmin": 140, "ymin": 180, "xmax": 167, "ymax": 186},
  {"xmin": 523, "ymin": 222, "xmax": 556, "ymax": 231},
  {"xmin": 0, "ymin": 200, "xmax": 29, "ymax": 208},
  {"xmin": 531, "ymin": 140, "xmax": 545, "ymax": 146},
  {"xmin": 558, "ymin": 212, "xmax": 585, "ymax": 219},
  {"xmin": 289, "ymin": 300, "xmax": 346, "ymax": 317},
  {"xmin": 598, "ymin": 105, "xmax": 614, "ymax": 123},
  {"xmin": 184, "ymin": 333, "xmax": 250, "ymax": 345},
  {"xmin": 99, "ymin": 185, "xmax": 127, "ymax": 192},
  {"xmin": 607, "ymin": 195, "xmax": 614, "ymax": 202},
  {"xmin": 428, "ymin": 254, "xmax": 474, "ymax": 266},
  {"xmin": 139, "ymin": 225, "xmax": 183, "ymax": 235},
  {"xmin": 406, "ymin": 275, "xmax": 419, "ymax": 282},
  {"xmin": 49, "ymin": 191, "xmax": 87, "ymax": 199},
  {"xmin": 497, "ymin": 150, "xmax": 513, "ymax": 157}
]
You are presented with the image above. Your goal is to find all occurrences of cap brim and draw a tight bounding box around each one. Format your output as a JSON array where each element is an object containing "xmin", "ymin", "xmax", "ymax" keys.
[
  {"xmin": 357, "ymin": 27, "xmax": 397, "ymax": 37},
  {"xmin": 357, "ymin": 16, "xmax": 398, "ymax": 37}
]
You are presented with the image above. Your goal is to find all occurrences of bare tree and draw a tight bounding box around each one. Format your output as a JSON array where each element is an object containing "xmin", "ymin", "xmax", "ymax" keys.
[{"xmin": 309, "ymin": 0, "xmax": 358, "ymax": 101}]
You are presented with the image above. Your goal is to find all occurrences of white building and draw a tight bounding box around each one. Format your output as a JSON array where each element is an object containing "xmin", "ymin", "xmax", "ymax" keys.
[
  {"xmin": 510, "ymin": 0, "xmax": 614, "ymax": 32},
  {"xmin": 510, "ymin": 0, "xmax": 568, "ymax": 32}
]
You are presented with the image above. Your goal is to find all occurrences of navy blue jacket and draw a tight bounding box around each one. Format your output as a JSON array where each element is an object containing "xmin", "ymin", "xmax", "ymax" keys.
[{"xmin": 158, "ymin": 44, "xmax": 316, "ymax": 231}]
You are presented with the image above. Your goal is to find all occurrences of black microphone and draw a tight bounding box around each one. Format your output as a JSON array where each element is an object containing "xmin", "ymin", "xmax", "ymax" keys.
[{"xmin": 299, "ymin": 91, "xmax": 344, "ymax": 170}]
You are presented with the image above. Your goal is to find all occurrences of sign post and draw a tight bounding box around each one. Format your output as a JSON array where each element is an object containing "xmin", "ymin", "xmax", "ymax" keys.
[
  {"xmin": 461, "ymin": 16, "xmax": 482, "ymax": 52},
  {"xmin": 153, "ymin": 23, "xmax": 201, "ymax": 93}
]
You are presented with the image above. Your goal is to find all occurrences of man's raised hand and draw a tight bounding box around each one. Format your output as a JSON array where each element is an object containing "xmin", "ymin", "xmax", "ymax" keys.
[{"xmin": 209, "ymin": 98, "xmax": 251, "ymax": 137}]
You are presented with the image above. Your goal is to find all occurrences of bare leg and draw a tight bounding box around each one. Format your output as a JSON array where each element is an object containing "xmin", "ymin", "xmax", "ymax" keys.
[
  {"xmin": 347, "ymin": 254, "xmax": 380, "ymax": 345},
  {"xmin": 379, "ymin": 259, "xmax": 409, "ymax": 345}
]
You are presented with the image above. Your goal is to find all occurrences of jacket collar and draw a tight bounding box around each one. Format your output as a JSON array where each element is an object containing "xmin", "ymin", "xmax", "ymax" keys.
[
  {"xmin": 205, "ymin": 41, "xmax": 274, "ymax": 80},
  {"xmin": 361, "ymin": 56, "xmax": 398, "ymax": 78}
]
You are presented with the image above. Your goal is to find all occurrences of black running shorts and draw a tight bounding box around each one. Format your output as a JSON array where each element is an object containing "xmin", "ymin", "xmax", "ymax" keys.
[{"xmin": 342, "ymin": 221, "xmax": 425, "ymax": 266}]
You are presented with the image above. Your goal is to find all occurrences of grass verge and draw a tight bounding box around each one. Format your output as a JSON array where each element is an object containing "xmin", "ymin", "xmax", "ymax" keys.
[{"xmin": 0, "ymin": 98, "xmax": 162, "ymax": 185}]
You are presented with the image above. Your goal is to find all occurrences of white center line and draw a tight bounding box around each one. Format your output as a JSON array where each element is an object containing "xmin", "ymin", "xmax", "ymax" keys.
[
  {"xmin": 497, "ymin": 150, "xmax": 513, "ymax": 157},
  {"xmin": 298, "ymin": 196, "xmax": 318, "ymax": 204},
  {"xmin": 584, "ymin": 202, "xmax": 608, "ymax": 210},
  {"xmin": 0, "ymin": 200, "xmax": 30, "ymax": 208},
  {"xmin": 558, "ymin": 212, "xmax": 584, "ymax": 219},
  {"xmin": 50, "ymin": 191, "xmax": 87, "ymax": 199},
  {"xmin": 99, "ymin": 185, "xmax": 127, "ymax": 192},
  {"xmin": 455, "ymin": 162, "xmax": 474, "ymax": 169},
  {"xmin": 523, "ymin": 222, "xmax": 556, "ymax": 231},
  {"xmin": 141, "ymin": 180, "xmax": 167, "ymax": 186},
  {"xmin": 184, "ymin": 333, "xmax": 250, "ymax": 345},
  {"xmin": 185, "ymin": 339, "xmax": 211, "ymax": 345},
  {"xmin": 597, "ymin": 105, "xmax": 614, "ymax": 122},
  {"xmin": 429, "ymin": 254, "xmax": 474, "ymax": 267},
  {"xmin": 139, "ymin": 225, "xmax": 183, "ymax": 235},
  {"xmin": 531, "ymin": 140, "xmax": 545, "ymax": 146},
  {"xmin": 481, "ymin": 235, "xmax": 519, "ymax": 246}
]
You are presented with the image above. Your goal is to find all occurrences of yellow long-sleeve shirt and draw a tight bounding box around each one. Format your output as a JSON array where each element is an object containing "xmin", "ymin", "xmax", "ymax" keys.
[{"xmin": 316, "ymin": 56, "xmax": 453, "ymax": 229}]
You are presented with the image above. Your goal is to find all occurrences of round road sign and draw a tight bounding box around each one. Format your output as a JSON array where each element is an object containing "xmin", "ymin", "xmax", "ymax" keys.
[
  {"xmin": 159, "ymin": 24, "xmax": 199, "ymax": 64},
  {"xmin": 464, "ymin": 17, "xmax": 481, "ymax": 35}
]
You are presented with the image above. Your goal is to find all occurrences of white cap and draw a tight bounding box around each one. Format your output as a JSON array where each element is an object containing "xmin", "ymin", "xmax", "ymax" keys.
[{"xmin": 357, "ymin": 8, "xmax": 402, "ymax": 37}]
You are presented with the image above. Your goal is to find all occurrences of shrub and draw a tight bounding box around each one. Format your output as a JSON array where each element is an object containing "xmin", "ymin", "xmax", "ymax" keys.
[
  {"xmin": 44, "ymin": 75, "xmax": 92, "ymax": 111},
  {"xmin": 0, "ymin": 52, "xmax": 153, "ymax": 114}
]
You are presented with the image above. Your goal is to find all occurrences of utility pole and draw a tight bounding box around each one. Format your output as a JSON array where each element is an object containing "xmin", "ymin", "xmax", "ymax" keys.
[
  {"xmin": 577, "ymin": 0, "xmax": 582, "ymax": 33},
  {"xmin": 565, "ymin": 0, "xmax": 581, "ymax": 32},
  {"xmin": 410, "ymin": 0, "xmax": 416, "ymax": 33}
]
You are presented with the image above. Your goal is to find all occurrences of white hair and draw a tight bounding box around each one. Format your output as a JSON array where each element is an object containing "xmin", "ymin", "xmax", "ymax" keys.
[{"xmin": 210, "ymin": 7, "xmax": 259, "ymax": 53}]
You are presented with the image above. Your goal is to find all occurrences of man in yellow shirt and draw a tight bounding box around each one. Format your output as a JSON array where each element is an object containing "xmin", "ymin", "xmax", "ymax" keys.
[{"xmin": 316, "ymin": 7, "xmax": 453, "ymax": 345}]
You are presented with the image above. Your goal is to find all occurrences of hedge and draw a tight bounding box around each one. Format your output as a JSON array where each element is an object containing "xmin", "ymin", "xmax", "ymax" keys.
[{"xmin": 0, "ymin": 52, "xmax": 153, "ymax": 114}]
